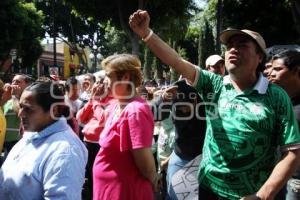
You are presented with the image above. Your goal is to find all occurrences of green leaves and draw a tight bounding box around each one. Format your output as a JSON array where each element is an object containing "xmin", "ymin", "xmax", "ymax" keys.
[{"xmin": 0, "ymin": 0, "xmax": 43, "ymax": 70}]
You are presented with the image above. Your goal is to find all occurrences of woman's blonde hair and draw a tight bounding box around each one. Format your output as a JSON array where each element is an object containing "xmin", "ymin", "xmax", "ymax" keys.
[{"xmin": 101, "ymin": 54, "xmax": 143, "ymax": 88}]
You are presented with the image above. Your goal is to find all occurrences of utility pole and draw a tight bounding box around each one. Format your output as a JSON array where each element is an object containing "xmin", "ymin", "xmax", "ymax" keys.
[
  {"xmin": 216, "ymin": 0, "xmax": 222, "ymax": 54},
  {"xmin": 52, "ymin": 0, "xmax": 57, "ymax": 70}
]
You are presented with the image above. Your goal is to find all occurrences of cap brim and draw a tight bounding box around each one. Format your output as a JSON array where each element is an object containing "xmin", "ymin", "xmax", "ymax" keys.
[
  {"xmin": 220, "ymin": 29, "xmax": 249, "ymax": 44},
  {"xmin": 220, "ymin": 29, "xmax": 267, "ymax": 56}
]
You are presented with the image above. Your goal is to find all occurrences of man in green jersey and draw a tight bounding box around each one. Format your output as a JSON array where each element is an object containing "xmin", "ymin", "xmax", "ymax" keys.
[
  {"xmin": 1, "ymin": 74, "xmax": 33, "ymax": 157},
  {"xmin": 129, "ymin": 10, "xmax": 300, "ymax": 200}
]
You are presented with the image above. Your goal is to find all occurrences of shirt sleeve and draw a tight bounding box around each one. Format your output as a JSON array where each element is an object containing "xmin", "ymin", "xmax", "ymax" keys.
[
  {"xmin": 194, "ymin": 68, "xmax": 224, "ymax": 102},
  {"xmin": 76, "ymin": 100, "xmax": 93, "ymax": 124},
  {"xmin": 43, "ymin": 145, "xmax": 86, "ymax": 200},
  {"xmin": 275, "ymin": 90, "xmax": 300, "ymax": 151},
  {"xmin": 120, "ymin": 104, "xmax": 154, "ymax": 151}
]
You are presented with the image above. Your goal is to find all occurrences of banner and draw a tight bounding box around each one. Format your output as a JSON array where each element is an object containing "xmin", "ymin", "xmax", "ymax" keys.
[{"xmin": 172, "ymin": 155, "xmax": 202, "ymax": 200}]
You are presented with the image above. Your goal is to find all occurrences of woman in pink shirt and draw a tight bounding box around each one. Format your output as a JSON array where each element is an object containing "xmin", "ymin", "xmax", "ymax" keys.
[{"xmin": 93, "ymin": 54, "xmax": 158, "ymax": 200}]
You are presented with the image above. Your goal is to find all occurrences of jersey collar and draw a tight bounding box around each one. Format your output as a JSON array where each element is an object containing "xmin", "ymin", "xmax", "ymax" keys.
[{"xmin": 223, "ymin": 73, "xmax": 269, "ymax": 94}]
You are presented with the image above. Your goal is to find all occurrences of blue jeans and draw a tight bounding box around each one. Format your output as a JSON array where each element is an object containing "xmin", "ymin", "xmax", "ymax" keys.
[
  {"xmin": 286, "ymin": 169, "xmax": 300, "ymax": 200},
  {"xmin": 165, "ymin": 151, "xmax": 190, "ymax": 200}
]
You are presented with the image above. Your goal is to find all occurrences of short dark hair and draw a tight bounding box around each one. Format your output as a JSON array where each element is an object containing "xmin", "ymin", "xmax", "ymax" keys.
[
  {"xmin": 84, "ymin": 73, "xmax": 96, "ymax": 82},
  {"xmin": 272, "ymin": 50, "xmax": 300, "ymax": 71},
  {"xmin": 24, "ymin": 81, "xmax": 64, "ymax": 113},
  {"xmin": 14, "ymin": 73, "xmax": 34, "ymax": 84},
  {"xmin": 254, "ymin": 42, "xmax": 266, "ymax": 73},
  {"xmin": 65, "ymin": 76, "xmax": 79, "ymax": 92}
]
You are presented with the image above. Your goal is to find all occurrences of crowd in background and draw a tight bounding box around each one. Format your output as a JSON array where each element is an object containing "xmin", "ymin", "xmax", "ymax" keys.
[{"xmin": 0, "ymin": 9, "xmax": 299, "ymax": 200}]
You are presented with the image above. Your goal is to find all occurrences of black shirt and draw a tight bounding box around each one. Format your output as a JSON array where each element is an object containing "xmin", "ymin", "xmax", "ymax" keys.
[{"xmin": 152, "ymin": 80, "xmax": 206, "ymax": 160}]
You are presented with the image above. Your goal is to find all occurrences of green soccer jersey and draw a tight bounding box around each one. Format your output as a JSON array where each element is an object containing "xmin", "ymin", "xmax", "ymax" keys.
[
  {"xmin": 3, "ymin": 99, "xmax": 21, "ymax": 142},
  {"xmin": 195, "ymin": 69, "xmax": 300, "ymax": 199}
]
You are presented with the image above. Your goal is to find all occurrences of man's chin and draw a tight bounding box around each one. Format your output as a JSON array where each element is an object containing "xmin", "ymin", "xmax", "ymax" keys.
[
  {"xmin": 270, "ymin": 80, "xmax": 282, "ymax": 86},
  {"xmin": 226, "ymin": 66, "xmax": 239, "ymax": 74},
  {"xmin": 23, "ymin": 125, "xmax": 33, "ymax": 132},
  {"xmin": 225, "ymin": 63, "xmax": 237, "ymax": 70}
]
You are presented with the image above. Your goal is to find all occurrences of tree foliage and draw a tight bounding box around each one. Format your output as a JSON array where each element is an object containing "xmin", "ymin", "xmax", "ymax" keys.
[
  {"xmin": 178, "ymin": 25, "xmax": 201, "ymax": 65},
  {"xmin": 203, "ymin": 0, "xmax": 300, "ymax": 47},
  {"xmin": 290, "ymin": 0, "xmax": 300, "ymax": 35},
  {"xmin": 222, "ymin": 0, "xmax": 299, "ymax": 46},
  {"xmin": 196, "ymin": 0, "xmax": 300, "ymax": 67},
  {"xmin": 33, "ymin": 0, "xmax": 93, "ymax": 71},
  {"xmin": 64, "ymin": 0, "xmax": 198, "ymax": 55},
  {"xmin": 62, "ymin": 0, "xmax": 199, "ymax": 81},
  {"xmin": 0, "ymin": 0, "xmax": 44, "ymax": 70},
  {"xmin": 198, "ymin": 19, "xmax": 215, "ymax": 68}
]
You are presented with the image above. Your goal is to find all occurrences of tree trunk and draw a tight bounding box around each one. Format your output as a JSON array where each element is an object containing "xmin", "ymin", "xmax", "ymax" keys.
[
  {"xmin": 129, "ymin": 33, "xmax": 140, "ymax": 56},
  {"xmin": 143, "ymin": 48, "xmax": 152, "ymax": 81},
  {"xmin": 291, "ymin": 0, "xmax": 300, "ymax": 35},
  {"xmin": 216, "ymin": 0, "xmax": 222, "ymax": 54},
  {"xmin": 115, "ymin": 0, "xmax": 142, "ymax": 56},
  {"xmin": 154, "ymin": 58, "xmax": 164, "ymax": 86},
  {"xmin": 170, "ymin": 67, "xmax": 178, "ymax": 83},
  {"xmin": 198, "ymin": 20, "xmax": 215, "ymax": 69}
]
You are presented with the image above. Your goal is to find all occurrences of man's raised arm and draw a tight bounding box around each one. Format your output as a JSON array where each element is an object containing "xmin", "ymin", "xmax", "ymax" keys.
[{"xmin": 129, "ymin": 10, "xmax": 197, "ymax": 84}]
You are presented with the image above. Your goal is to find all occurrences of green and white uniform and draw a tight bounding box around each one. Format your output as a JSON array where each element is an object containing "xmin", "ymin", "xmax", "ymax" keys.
[
  {"xmin": 194, "ymin": 69, "xmax": 300, "ymax": 199},
  {"xmin": 3, "ymin": 99, "xmax": 21, "ymax": 142}
]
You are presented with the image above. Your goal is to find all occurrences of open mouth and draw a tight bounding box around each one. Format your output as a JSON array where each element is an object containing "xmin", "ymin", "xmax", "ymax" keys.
[{"xmin": 228, "ymin": 55, "xmax": 238, "ymax": 62}]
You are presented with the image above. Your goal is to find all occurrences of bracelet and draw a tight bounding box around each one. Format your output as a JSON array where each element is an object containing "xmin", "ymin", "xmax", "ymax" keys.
[
  {"xmin": 142, "ymin": 29, "xmax": 153, "ymax": 42},
  {"xmin": 255, "ymin": 193, "xmax": 262, "ymax": 200}
]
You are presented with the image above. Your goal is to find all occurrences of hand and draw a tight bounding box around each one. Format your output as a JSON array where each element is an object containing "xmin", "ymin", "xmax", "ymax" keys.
[
  {"xmin": 129, "ymin": 10, "xmax": 151, "ymax": 39},
  {"xmin": 10, "ymin": 85, "xmax": 22, "ymax": 97},
  {"xmin": 162, "ymin": 85, "xmax": 178, "ymax": 101},
  {"xmin": 87, "ymin": 82, "xmax": 93, "ymax": 91},
  {"xmin": 145, "ymin": 86, "xmax": 156, "ymax": 94},
  {"xmin": 91, "ymin": 81, "xmax": 106, "ymax": 100},
  {"xmin": 82, "ymin": 81, "xmax": 90, "ymax": 91},
  {"xmin": 151, "ymin": 173, "xmax": 161, "ymax": 193},
  {"xmin": 2, "ymin": 84, "xmax": 12, "ymax": 102},
  {"xmin": 160, "ymin": 159, "xmax": 169, "ymax": 171},
  {"xmin": 153, "ymin": 89, "xmax": 163, "ymax": 99}
]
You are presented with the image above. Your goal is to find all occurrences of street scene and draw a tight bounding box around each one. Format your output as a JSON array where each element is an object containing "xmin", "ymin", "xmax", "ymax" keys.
[{"xmin": 0, "ymin": 0, "xmax": 300, "ymax": 200}]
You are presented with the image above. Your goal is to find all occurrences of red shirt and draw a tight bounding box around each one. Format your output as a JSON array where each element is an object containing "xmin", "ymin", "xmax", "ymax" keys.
[{"xmin": 76, "ymin": 96, "xmax": 114, "ymax": 142}]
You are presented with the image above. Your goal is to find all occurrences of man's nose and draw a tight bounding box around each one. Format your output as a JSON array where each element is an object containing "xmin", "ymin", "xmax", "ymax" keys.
[
  {"xmin": 18, "ymin": 108, "xmax": 23, "ymax": 118},
  {"xmin": 269, "ymin": 68, "xmax": 276, "ymax": 77}
]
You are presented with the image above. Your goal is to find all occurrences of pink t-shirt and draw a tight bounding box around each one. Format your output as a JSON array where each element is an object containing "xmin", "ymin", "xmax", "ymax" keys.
[{"xmin": 93, "ymin": 97, "xmax": 154, "ymax": 200}]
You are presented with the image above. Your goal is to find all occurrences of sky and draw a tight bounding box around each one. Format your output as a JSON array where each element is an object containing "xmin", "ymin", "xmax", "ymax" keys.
[{"xmin": 194, "ymin": 0, "xmax": 207, "ymax": 9}]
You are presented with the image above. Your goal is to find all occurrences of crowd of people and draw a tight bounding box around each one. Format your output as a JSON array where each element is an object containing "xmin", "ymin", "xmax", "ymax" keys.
[{"xmin": 0, "ymin": 9, "xmax": 299, "ymax": 200}]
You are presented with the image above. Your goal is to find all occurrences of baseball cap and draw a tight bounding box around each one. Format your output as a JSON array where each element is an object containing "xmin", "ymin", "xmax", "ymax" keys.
[
  {"xmin": 205, "ymin": 55, "xmax": 224, "ymax": 68},
  {"xmin": 220, "ymin": 29, "xmax": 266, "ymax": 55}
]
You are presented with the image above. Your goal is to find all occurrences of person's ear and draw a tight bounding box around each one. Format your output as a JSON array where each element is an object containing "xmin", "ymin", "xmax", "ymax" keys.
[
  {"xmin": 51, "ymin": 104, "xmax": 60, "ymax": 118},
  {"xmin": 296, "ymin": 66, "xmax": 300, "ymax": 78},
  {"xmin": 291, "ymin": 66, "xmax": 300, "ymax": 78},
  {"xmin": 258, "ymin": 53, "xmax": 264, "ymax": 63}
]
